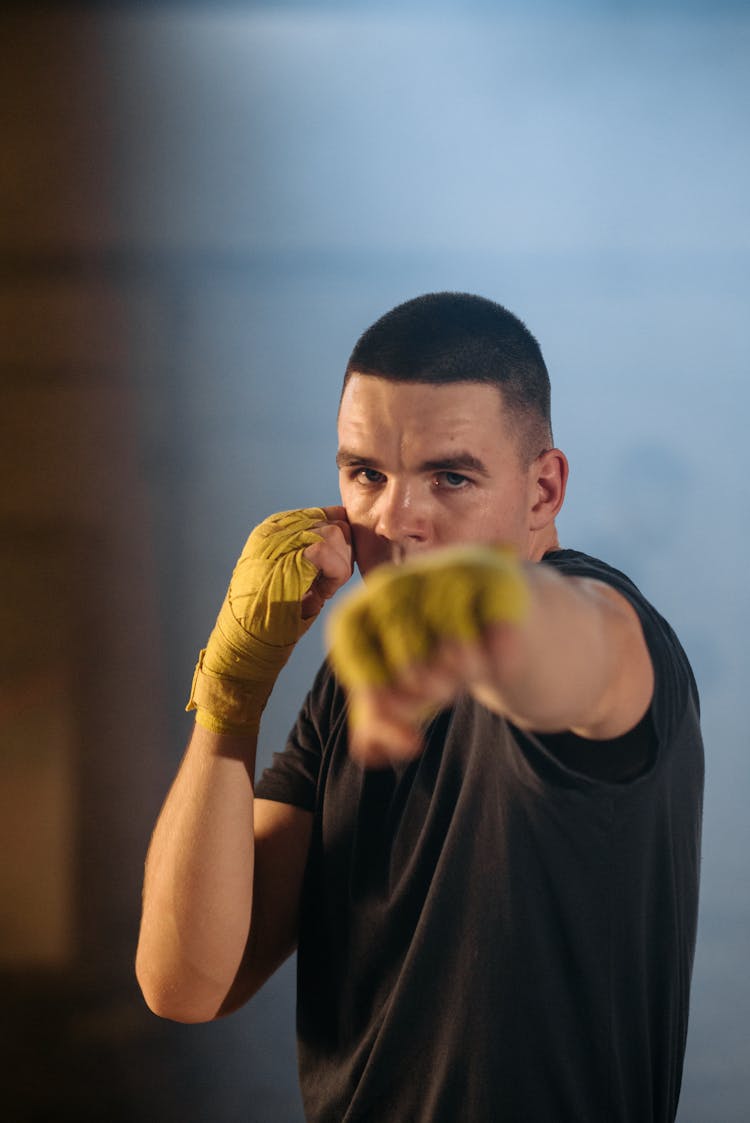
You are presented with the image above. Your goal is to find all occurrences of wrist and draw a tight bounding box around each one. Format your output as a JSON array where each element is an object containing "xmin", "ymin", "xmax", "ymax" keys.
[{"xmin": 186, "ymin": 649, "xmax": 279, "ymax": 735}]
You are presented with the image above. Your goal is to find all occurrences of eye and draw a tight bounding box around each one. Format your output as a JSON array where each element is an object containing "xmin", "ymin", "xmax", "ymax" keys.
[
  {"xmin": 354, "ymin": 467, "xmax": 385, "ymax": 485},
  {"xmin": 435, "ymin": 471, "xmax": 470, "ymax": 489}
]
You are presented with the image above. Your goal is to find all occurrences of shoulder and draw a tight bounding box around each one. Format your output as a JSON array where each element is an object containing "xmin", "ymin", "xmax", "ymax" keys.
[
  {"xmin": 542, "ymin": 548, "xmax": 700, "ymax": 739},
  {"xmin": 541, "ymin": 548, "xmax": 642, "ymax": 593},
  {"xmin": 254, "ymin": 659, "xmax": 347, "ymax": 810},
  {"xmin": 305, "ymin": 657, "xmax": 347, "ymax": 723}
]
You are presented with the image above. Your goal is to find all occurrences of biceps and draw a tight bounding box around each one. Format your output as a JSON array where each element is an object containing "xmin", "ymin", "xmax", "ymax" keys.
[
  {"xmin": 573, "ymin": 581, "xmax": 654, "ymax": 740},
  {"xmin": 220, "ymin": 799, "xmax": 313, "ymax": 1012}
]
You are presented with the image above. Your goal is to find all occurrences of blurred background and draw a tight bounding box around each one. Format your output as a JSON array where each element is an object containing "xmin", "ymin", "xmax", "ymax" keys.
[{"xmin": 1, "ymin": 1, "xmax": 747, "ymax": 1119}]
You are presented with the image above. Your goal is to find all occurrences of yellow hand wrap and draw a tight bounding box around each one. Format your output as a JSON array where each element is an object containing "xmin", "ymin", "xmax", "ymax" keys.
[
  {"xmin": 187, "ymin": 508, "xmax": 326, "ymax": 734},
  {"xmin": 326, "ymin": 544, "xmax": 529, "ymax": 691}
]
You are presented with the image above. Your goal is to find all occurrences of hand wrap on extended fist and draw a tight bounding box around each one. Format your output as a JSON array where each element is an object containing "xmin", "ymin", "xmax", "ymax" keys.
[
  {"xmin": 187, "ymin": 508, "xmax": 327, "ymax": 735},
  {"xmin": 326, "ymin": 544, "xmax": 530, "ymax": 762}
]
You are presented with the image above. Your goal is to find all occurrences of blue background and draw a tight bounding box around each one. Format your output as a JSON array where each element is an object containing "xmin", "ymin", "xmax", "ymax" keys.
[
  {"xmin": 3, "ymin": 2, "xmax": 747, "ymax": 1119},
  {"xmin": 114, "ymin": 4, "xmax": 748, "ymax": 1118}
]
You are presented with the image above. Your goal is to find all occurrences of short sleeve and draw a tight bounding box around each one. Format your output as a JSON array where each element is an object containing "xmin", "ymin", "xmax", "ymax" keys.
[
  {"xmin": 254, "ymin": 659, "xmax": 343, "ymax": 812},
  {"xmin": 541, "ymin": 550, "xmax": 700, "ymax": 750}
]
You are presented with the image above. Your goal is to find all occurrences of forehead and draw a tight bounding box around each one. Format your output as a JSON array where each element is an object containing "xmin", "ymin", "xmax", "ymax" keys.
[{"xmin": 338, "ymin": 374, "xmax": 511, "ymax": 443}]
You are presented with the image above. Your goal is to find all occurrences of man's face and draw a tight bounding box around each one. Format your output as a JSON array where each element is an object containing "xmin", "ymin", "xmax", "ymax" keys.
[{"xmin": 337, "ymin": 374, "xmax": 539, "ymax": 577}]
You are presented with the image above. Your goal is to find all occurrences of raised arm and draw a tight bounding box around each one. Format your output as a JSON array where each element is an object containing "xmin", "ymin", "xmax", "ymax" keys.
[
  {"xmin": 326, "ymin": 546, "xmax": 654, "ymax": 767},
  {"xmin": 136, "ymin": 507, "xmax": 352, "ymax": 1022}
]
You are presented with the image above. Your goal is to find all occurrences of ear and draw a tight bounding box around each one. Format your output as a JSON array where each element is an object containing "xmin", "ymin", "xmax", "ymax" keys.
[{"xmin": 528, "ymin": 448, "xmax": 568, "ymax": 530}]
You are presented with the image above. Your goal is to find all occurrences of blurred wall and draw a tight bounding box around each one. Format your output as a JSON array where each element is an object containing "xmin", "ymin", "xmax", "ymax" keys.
[{"xmin": 1, "ymin": 3, "xmax": 748, "ymax": 1121}]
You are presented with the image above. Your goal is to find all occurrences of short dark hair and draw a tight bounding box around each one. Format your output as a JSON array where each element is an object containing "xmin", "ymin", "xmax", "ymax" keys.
[{"xmin": 343, "ymin": 292, "xmax": 552, "ymax": 464}]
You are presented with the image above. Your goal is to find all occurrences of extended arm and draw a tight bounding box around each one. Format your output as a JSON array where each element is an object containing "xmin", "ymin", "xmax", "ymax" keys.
[
  {"xmin": 326, "ymin": 547, "xmax": 654, "ymax": 766},
  {"xmin": 474, "ymin": 563, "xmax": 653, "ymax": 737}
]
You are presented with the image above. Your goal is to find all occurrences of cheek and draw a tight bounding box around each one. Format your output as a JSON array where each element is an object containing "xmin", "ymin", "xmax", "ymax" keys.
[
  {"xmin": 339, "ymin": 479, "xmax": 367, "ymax": 524},
  {"xmin": 338, "ymin": 477, "xmax": 357, "ymax": 517},
  {"xmin": 338, "ymin": 483, "xmax": 375, "ymax": 547},
  {"xmin": 350, "ymin": 524, "xmax": 385, "ymax": 577},
  {"xmin": 458, "ymin": 490, "xmax": 527, "ymax": 545}
]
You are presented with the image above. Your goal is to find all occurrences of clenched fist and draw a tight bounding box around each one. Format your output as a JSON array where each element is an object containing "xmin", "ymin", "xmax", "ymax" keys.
[
  {"xmin": 326, "ymin": 544, "xmax": 529, "ymax": 766},
  {"xmin": 188, "ymin": 506, "xmax": 352, "ymax": 734}
]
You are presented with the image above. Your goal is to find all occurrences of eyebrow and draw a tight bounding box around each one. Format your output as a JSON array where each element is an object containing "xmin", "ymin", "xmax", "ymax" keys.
[{"xmin": 335, "ymin": 448, "xmax": 491, "ymax": 477}]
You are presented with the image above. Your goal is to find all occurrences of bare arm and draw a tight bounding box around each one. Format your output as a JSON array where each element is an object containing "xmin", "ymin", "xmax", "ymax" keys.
[
  {"xmin": 136, "ymin": 506, "xmax": 351, "ymax": 1021},
  {"xmin": 474, "ymin": 565, "xmax": 654, "ymax": 740},
  {"xmin": 330, "ymin": 552, "xmax": 654, "ymax": 766},
  {"xmin": 135, "ymin": 724, "xmax": 312, "ymax": 1023}
]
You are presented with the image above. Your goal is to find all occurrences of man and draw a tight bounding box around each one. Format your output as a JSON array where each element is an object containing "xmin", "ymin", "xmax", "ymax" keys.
[{"xmin": 136, "ymin": 293, "xmax": 703, "ymax": 1122}]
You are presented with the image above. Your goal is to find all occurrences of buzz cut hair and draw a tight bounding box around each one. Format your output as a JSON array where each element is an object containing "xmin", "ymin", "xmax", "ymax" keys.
[{"xmin": 343, "ymin": 292, "xmax": 553, "ymax": 465}]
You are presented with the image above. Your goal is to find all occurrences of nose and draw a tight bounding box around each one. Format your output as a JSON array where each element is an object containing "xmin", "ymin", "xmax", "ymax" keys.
[{"xmin": 374, "ymin": 480, "xmax": 430, "ymax": 548}]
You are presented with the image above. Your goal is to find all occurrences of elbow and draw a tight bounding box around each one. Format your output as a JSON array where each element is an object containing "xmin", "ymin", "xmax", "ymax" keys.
[
  {"xmin": 139, "ymin": 987, "xmax": 215, "ymax": 1025},
  {"xmin": 135, "ymin": 951, "xmax": 223, "ymax": 1025}
]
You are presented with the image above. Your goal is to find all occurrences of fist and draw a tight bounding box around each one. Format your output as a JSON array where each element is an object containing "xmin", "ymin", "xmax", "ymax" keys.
[
  {"xmin": 326, "ymin": 544, "xmax": 529, "ymax": 766},
  {"xmin": 188, "ymin": 505, "xmax": 353, "ymax": 735},
  {"xmin": 301, "ymin": 506, "xmax": 354, "ymax": 619}
]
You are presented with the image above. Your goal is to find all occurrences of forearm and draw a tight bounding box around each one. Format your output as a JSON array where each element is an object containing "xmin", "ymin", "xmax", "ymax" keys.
[
  {"xmin": 135, "ymin": 723, "xmax": 258, "ymax": 1023},
  {"xmin": 136, "ymin": 507, "xmax": 352, "ymax": 1017}
]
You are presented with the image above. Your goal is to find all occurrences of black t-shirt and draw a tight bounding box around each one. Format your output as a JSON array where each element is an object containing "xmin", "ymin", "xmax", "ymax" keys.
[{"xmin": 255, "ymin": 551, "xmax": 704, "ymax": 1123}]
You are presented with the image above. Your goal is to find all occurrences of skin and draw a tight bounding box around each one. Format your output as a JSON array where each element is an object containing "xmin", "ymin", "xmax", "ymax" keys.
[
  {"xmin": 336, "ymin": 373, "xmax": 565, "ymax": 573},
  {"xmin": 332, "ymin": 375, "xmax": 652, "ymax": 765},
  {"xmin": 136, "ymin": 373, "xmax": 654, "ymax": 1021}
]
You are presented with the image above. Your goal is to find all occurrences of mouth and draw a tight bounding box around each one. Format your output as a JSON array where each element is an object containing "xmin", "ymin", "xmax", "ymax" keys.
[{"xmin": 357, "ymin": 541, "xmax": 407, "ymax": 579}]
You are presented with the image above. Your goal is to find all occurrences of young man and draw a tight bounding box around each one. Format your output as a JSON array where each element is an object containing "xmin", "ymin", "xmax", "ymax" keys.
[{"xmin": 137, "ymin": 293, "xmax": 703, "ymax": 1122}]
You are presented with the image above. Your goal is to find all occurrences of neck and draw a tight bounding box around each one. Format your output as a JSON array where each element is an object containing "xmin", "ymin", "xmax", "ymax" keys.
[{"xmin": 528, "ymin": 522, "xmax": 561, "ymax": 563}]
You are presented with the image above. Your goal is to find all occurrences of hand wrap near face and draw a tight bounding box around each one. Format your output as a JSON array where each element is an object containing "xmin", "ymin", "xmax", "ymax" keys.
[
  {"xmin": 187, "ymin": 508, "xmax": 326, "ymax": 734},
  {"xmin": 326, "ymin": 544, "xmax": 530, "ymax": 691}
]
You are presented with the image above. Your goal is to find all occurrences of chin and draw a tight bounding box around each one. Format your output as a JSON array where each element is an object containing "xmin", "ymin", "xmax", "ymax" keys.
[
  {"xmin": 351, "ymin": 531, "xmax": 385, "ymax": 579},
  {"xmin": 356, "ymin": 556, "xmax": 385, "ymax": 580}
]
